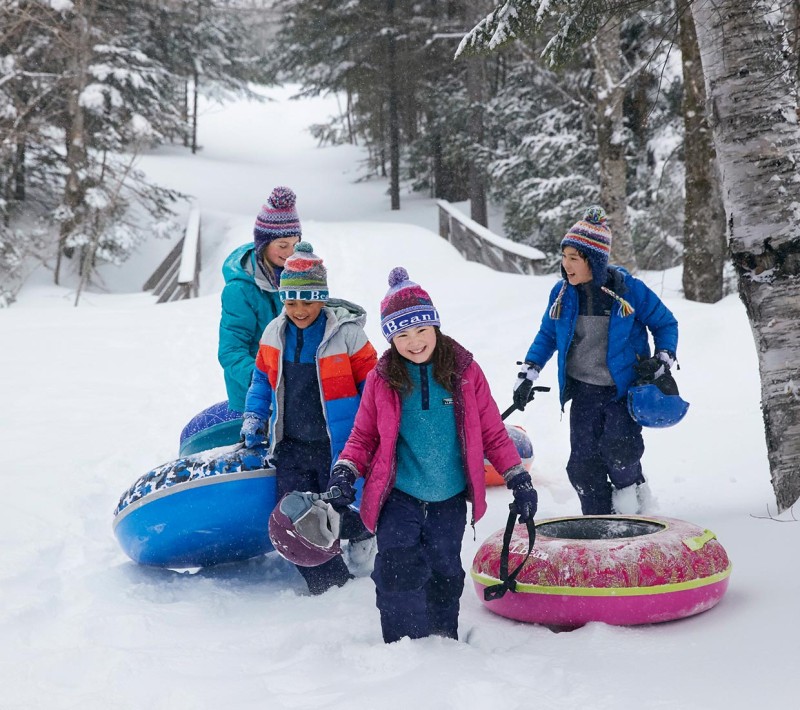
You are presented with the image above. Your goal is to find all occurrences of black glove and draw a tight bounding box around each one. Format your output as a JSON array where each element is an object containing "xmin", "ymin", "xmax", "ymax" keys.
[
  {"xmin": 634, "ymin": 350, "xmax": 675, "ymax": 383},
  {"xmin": 327, "ymin": 463, "xmax": 358, "ymax": 512},
  {"xmin": 505, "ymin": 468, "xmax": 538, "ymax": 524},
  {"xmin": 512, "ymin": 361, "xmax": 540, "ymax": 411}
]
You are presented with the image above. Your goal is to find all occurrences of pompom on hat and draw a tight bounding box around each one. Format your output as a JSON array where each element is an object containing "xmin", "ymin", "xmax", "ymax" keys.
[
  {"xmin": 561, "ymin": 205, "xmax": 612, "ymax": 286},
  {"xmin": 254, "ymin": 186, "xmax": 302, "ymax": 257},
  {"xmin": 380, "ymin": 267, "xmax": 441, "ymax": 341},
  {"xmin": 279, "ymin": 242, "xmax": 328, "ymax": 302}
]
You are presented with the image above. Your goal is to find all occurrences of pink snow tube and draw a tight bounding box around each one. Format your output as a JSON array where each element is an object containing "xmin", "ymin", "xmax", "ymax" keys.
[{"xmin": 471, "ymin": 515, "xmax": 731, "ymax": 627}]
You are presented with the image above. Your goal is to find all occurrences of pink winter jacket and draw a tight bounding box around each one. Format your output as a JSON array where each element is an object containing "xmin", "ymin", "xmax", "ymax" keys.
[{"xmin": 338, "ymin": 338, "xmax": 521, "ymax": 533}]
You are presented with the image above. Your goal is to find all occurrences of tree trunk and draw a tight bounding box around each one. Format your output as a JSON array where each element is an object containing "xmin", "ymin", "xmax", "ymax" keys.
[
  {"xmin": 592, "ymin": 18, "xmax": 636, "ymax": 271},
  {"xmin": 387, "ymin": 0, "xmax": 400, "ymax": 210},
  {"xmin": 692, "ymin": 0, "xmax": 800, "ymax": 510},
  {"xmin": 57, "ymin": 0, "xmax": 94, "ymax": 285},
  {"xmin": 191, "ymin": 68, "xmax": 199, "ymax": 155},
  {"xmin": 678, "ymin": 0, "xmax": 726, "ymax": 303},
  {"xmin": 13, "ymin": 138, "xmax": 26, "ymax": 202},
  {"xmin": 465, "ymin": 55, "xmax": 487, "ymax": 226},
  {"xmin": 464, "ymin": 0, "xmax": 488, "ymax": 226}
]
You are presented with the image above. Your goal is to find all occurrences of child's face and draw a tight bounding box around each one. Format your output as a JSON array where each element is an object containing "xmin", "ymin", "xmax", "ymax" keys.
[
  {"xmin": 393, "ymin": 326, "xmax": 437, "ymax": 364},
  {"xmin": 284, "ymin": 300, "xmax": 324, "ymax": 329},
  {"xmin": 562, "ymin": 247, "xmax": 593, "ymax": 285},
  {"xmin": 264, "ymin": 237, "xmax": 300, "ymax": 268}
]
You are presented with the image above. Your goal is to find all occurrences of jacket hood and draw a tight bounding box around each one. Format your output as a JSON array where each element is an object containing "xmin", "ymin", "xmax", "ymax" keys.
[
  {"xmin": 324, "ymin": 298, "xmax": 369, "ymax": 328},
  {"xmin": 222, "ymin": 244, "xmax": 278, "ymax": 293}
]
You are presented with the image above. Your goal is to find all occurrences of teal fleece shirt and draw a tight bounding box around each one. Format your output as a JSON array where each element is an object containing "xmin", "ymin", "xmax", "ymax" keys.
[{"xmin": 394, "ymin": 361, "xmax": 466, "ymax": 502}]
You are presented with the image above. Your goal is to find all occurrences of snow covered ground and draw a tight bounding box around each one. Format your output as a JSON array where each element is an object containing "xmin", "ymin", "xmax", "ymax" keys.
[{"xmin": 1, "ymin": 86, "xmax": 797, "ymax": 710}]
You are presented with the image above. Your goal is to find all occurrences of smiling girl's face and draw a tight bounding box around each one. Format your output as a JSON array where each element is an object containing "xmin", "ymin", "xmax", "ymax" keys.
[
  {"xmin": 263, "ymin": 237, "xmax": 300, "ymax": 268},
  {"xmin": 393, "ymin": 326, "xmax": 437, "ymax": 364}
]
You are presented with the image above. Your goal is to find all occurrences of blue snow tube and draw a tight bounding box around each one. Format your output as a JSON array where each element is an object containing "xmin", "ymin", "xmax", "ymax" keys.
[
  {"xmin": 113, "ymin": 445, "xmax": 277, "ymax": 568},
  {"xmin": 179, "ymin": 401, "xmax": 243, "ymax": 456}
]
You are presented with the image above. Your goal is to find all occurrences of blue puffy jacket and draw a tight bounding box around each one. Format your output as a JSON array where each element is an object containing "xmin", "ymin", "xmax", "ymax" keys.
[
  {"xmin": 218, "ymin": 244, "xmax": 283, "ymax": 412},
  {"xmin": 524, "ymin": 267, "xmax": 678, "ymax": 407}
]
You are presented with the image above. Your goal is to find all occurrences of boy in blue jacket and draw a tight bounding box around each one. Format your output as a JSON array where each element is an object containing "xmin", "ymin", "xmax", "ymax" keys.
[{"xmin": 514, "ymin": 207, "xmax": 678, "ymax": 516}]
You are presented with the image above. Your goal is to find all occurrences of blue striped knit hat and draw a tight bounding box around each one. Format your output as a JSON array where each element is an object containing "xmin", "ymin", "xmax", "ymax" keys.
[
  {"xmin": 561, "ymin": 205, "xmax": 612, "ymax": 286},
  {"xmin": 380, "ymin": 267, "xmax": 440, "ymax": 341},
  {"xmin": 549, "ymin": 205, "xmax": 634, "ymax": 320},
  {"xmin": 279, "ymin": 242, "xmax": 328, "ymax": 302},
  {"xmin": 254, "ymin": 186, "xmax": 302, "ymax": 257}
]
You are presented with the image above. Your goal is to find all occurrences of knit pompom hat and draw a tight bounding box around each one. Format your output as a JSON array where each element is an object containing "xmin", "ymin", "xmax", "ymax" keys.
[
  {"xmin": 380, "ymin": 267, "xmax": 441, "ymax": 341},
  {"xmin": 550, "ymin": 206, "xmax": 634, "ymax": 320},
  {"xmin": 254, "ymin": 186, "xmax": 301, "ymax": 257},
  {"xmin": 561, "ymin": 205, "xmax": 612, "ymax": 286},
  {"xmin": 278, "ymin": 242, "xmax": 328, "ymax": 302}
]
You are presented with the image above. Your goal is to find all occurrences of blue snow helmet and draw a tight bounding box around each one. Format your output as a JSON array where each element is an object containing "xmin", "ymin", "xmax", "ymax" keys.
[{"xmin": 627, "ymin": 383, "xmax": 689, "ymax": 428}]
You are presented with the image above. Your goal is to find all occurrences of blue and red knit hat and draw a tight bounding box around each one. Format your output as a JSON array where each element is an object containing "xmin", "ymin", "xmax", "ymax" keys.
[
  {"xmin": 279, "ymin": 242, "xmax": 328, "ymax": 302},
  {"xmin": 561, "ymin": 205, "xmax": 612, "ymax": 285},
  {"xmin": 380, "ymin": 267, "xmax": 440, "ymax": 341},
  {"xmin": 254, "ymin": 186, "xmax": 301, "ymax": 257}
]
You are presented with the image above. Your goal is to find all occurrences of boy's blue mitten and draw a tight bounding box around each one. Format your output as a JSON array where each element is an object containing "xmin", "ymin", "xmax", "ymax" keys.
[
  {"xmin": 504, "ymin": 465, "xmax": 538, "ymax": 524},
  {"xmin": 240, "ymin": 413, "xmax": 267, "ymax": 449},
  {"xmin": 327, "ymin": 463, "xmax": 358, "ymax": 512}
]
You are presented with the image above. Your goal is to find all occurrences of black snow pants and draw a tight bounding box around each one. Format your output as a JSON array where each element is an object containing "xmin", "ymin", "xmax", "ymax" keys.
[
  {"xmin": 371, "ymin": 489, "xmax": 467, "ymax": 643},
  {"xmin": 566, "ymin": 379, "xmax": 645, "ymax": 515}
]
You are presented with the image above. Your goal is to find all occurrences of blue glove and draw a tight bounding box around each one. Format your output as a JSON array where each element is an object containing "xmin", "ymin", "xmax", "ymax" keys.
[
  {"xmin": 240, "ymin": 413, "xmax": 267, "ymax": 449},
  {"xmin": 327, "ymin": 463, "xmax": 357, "ymax": 512},
  {"xmin": 505, "ymin": 469, "xmax": 538, "ymax": 524}
]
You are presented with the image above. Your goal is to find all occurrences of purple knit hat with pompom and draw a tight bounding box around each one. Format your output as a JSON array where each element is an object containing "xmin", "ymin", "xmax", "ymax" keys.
[
  {"xmin": 254, "ymin": 186, "xmax": 301, "ymax": 257},
  {"xmin": 380, "ymin": 267, "xmax": 441, "ymax": 341}
]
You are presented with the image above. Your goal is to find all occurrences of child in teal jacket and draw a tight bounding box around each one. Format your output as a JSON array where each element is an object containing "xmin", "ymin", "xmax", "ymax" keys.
[{"xmin": 218, "ymin": 186, "xmax": 301, "ymax": 413}]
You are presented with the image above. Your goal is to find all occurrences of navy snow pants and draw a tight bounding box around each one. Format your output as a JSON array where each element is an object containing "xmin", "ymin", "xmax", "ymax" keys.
[
  {"xmin": 567, "ymin": 380, "xmax": 645, "ymax": 515},
  {"xmin": 275, "ymin": 437, "xmax": 366, "ymax": 595},
  {"xmin": 371, "ymin": 489, "xmax": 467, "ymax": 643}
]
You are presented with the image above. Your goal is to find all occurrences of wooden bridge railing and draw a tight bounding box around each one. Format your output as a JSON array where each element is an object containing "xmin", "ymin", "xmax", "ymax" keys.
[
  {"xmin": 437, "ymin": 200, "xmax": 546, "ymax": 275},
  {"xmin": 143, "ymin": 203, "xmax": 201, "ymax": 304}
]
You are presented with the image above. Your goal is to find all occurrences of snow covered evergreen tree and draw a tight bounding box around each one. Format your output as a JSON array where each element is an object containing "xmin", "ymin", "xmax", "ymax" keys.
[{"xmin": 0, "ymin": 0, "xmax": 269, "ymax": 305}]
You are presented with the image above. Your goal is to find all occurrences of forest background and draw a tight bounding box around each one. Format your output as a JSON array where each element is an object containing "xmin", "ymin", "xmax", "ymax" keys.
[{"xmin": 2, "ymin": 0, "xmax": 799, "ymax": 509}]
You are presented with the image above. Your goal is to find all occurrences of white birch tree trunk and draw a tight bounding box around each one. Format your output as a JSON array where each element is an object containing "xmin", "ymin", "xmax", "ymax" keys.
[
  {"xmin": 679, "ymin": 0, "xmax": 726, "ymax": 303},
  {"xmin": 692, "ymin": 0, "xmax": 800, "ymax": 510}
]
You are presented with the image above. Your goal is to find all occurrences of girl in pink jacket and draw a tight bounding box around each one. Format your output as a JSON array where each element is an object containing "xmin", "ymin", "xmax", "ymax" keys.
[{"xmin": 325, "ymin": 267, "xmax": 537, "ymax": 643}]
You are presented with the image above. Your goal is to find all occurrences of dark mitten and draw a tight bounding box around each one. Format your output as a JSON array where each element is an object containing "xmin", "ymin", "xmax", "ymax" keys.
[
  {"xmin": 327, "ymin": 462, "xmax": 358, "ymax": 512},
  {"xmin": 513, "ymin": 361, "xmax": 540, "ymax": 411},
  {"xmin": 505, "ymin": 467, "xmax": 538, "ymax": 524},
  {"xmin": 634, "ymin": 350, "xmax": 675, "ymax": 384}
]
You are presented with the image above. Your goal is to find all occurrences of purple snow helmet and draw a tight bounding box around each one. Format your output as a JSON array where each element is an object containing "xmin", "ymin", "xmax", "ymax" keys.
[{"xmin": 268, "ymin": 491, "xmax": 342, "ymax": 567}]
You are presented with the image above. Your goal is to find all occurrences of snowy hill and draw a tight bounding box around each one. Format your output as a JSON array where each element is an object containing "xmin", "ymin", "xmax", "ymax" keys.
[{"xmin": 1, "ymin": 86, "xmax": 797, "ymax": 710}]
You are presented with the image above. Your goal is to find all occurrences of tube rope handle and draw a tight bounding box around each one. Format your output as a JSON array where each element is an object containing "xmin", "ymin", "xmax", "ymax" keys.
[{"xmin": 483, "ymin": 508, "xmax": 537, "ymax": 601}]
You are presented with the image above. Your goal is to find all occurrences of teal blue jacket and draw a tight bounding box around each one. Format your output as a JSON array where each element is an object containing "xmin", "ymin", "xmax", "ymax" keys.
[{"xmin": 218, "ymin": 244, "xmax": 283, "ymax": 412}]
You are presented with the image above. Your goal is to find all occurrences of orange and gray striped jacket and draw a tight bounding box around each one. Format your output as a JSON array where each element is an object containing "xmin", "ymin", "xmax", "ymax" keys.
[{"xmin": 244, "ymin": 298, "xmax": 377, "ymax": 460}]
